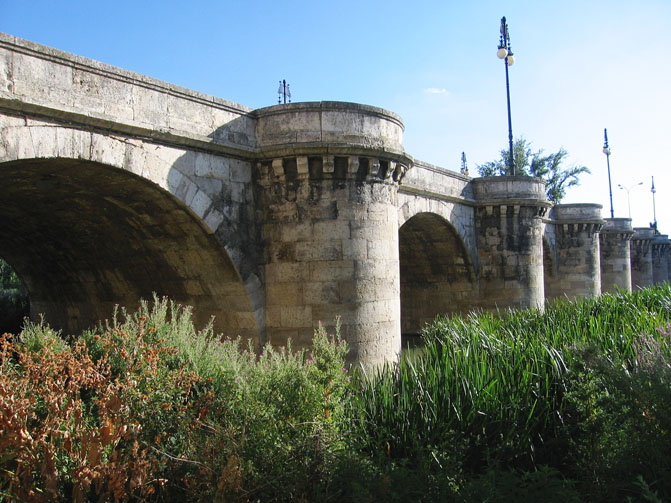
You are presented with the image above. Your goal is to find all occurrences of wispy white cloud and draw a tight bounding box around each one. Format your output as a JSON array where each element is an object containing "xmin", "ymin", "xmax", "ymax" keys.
[{"xmin": 424, "ymin": 87, "xmax": 449, "ymax": 95}]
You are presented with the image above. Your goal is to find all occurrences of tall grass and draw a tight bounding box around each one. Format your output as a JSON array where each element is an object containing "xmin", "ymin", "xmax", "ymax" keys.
[{"xmin": 349, "ymin": 284, "xmax": 671, "ymax": 480}]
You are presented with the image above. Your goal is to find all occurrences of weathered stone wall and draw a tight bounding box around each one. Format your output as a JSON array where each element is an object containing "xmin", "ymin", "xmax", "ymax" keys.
[
  {"xmin": 545, "ymin": 204, "xmax": 603, "ymax": 300},
  {"xmin": 599, "ymin": 218, "xmax": 634, "ymax": 293}
]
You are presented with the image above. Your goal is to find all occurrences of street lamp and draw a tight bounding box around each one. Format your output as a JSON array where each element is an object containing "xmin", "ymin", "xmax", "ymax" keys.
[
  {"xmin": 278, "ymin": 79, "xmax": 291, "ymax": 104},
  {"xmin": 617, "ymin": 181, "xmax": 642, "ymax": 218},
  {"xmin": 497, "ymin": 16, "xmax": 515, "ymax": 176},
  {"xmin": 603, "ymin": 128, "xmax": 614, "ymax": 218},
  {"xmin": 651, "ymin": 176, "xmax": 658, "ymax": 233}
]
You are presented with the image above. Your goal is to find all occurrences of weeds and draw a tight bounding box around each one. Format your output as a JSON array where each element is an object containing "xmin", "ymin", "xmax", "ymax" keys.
[
  {"xmin": 2, "ymin": 286, "xmax": 671, "ymax": 501},
  {"xmin": 0, "ymin": 298, "xmax": 350, "ymax": 502}
]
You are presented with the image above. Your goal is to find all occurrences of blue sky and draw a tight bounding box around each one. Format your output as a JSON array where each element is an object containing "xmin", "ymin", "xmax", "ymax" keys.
[{"xmin": 2, "ymin": 0, "xmax": 670, "ymax": 233}]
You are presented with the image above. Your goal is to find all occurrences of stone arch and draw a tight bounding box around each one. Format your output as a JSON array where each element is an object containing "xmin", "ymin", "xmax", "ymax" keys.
[
  {"xmin": 0, "ymin": 118, "xmax": 258, "ymax": 339},
  {"xmin": 398, "ymin": 211, "xmax": 477, "ymax": 341},
  {"xmin": 397, "ymin": 194, "xmax": 477, "ymax": 271}
]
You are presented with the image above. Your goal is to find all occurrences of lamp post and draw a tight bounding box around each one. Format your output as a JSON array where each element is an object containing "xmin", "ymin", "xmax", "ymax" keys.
[
  {"xmin": 603, "ymin": 128, "xmax": 614, "ymax": 218},
  {"xmin": 651, "ymin": 176, "xmax": 658, "ymax": 233},
  {"xmin": 617, "ymin": 181, "xmax": 642, "ymax": 219},
  {"xmin": 277, "ymin": 79, "xmax": 291, "ymax": 104},
  {"xmin": 460, "ymin": 152, "xmax": 469, "ymax": 176},
  {"xmin": 497, "ymin": 16, "xmax": 515, "ymax": 176}
]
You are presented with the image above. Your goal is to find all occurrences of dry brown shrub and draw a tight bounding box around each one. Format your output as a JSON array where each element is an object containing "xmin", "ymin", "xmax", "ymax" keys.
[{"xmin": 0, "ymin": 331, "xmax": 161, "ymax": 501}]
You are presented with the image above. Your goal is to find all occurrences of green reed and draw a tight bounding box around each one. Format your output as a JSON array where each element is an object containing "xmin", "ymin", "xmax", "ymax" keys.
[{"xmin": 349, "ymin": 284, "xmax": 671, "ymax": 471}]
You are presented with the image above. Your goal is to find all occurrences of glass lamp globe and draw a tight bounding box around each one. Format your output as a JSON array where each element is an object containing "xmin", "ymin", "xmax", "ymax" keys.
[
  {"xmin": 506, "ymin": 54, "xmax": 515, "ymax": 66},
  {"xmin": 497, "ymin": 47, "xmax": 508, "ymax": 59},
  {"xmin": 603, "ymin": 147, "xmax": 611, "ymax": 155}
]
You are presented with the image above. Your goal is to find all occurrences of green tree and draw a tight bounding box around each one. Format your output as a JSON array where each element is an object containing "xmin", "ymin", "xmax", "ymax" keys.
[
  {"xmin": 477, "ymin": 138, "xmax": 590, "ymax": 203},
  {"xmin": 0, "ymin": 258, "xmax": 28, "ymax": 333},
  {"xmin": 0, "ymin": 258, "xmax": 22, "ymax": 291}
]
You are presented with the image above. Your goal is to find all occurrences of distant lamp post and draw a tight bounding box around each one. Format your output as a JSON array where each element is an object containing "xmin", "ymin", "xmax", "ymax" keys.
[
  {"xmin": 651, "ymin": 176, "xmax": 658, "ymax": 233},
  {"xmin": 460, "ymin": 152, "xmax": 469, "ymax": 176},
  {"xmin": 277, "ymin": 79, "xmax": 291, "ymax": 104},
  {"xmin": 603, "ymin": 128, "xmax": 614, "ymax": 218},
  {"xmin": 497, "ymin": 16, "xmax": 515, "ymax": 176},
  {"xmin": 617, "ymin": 181, "xmax": 642, "ymax": 218}
]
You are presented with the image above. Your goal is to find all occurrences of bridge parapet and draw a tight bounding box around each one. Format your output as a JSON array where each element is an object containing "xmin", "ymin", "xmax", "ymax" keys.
[
  {"xmin": 0, "ymin": 33, "xmax": 257, "ymax": 155},
  {"xmin": 254, "ymin": 102, "xmax": 408, "ymax": 161},
  {"xmin": 472, "ymin": 175, "xmax": 548, "ymax": 204},
  {"xmin": 400, "ymin": 161, "xmax": 473, "ymax": 203}
]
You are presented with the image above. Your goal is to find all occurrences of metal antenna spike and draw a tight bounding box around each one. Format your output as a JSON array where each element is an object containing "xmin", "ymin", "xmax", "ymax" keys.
[{"xmin": 277, "ymin": 79, "xmax": 291, "ymax": 104}]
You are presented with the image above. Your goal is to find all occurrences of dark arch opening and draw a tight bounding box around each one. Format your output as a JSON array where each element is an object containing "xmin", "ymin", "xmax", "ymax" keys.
[
  {"xmin": 399, "ymin": 212, "xmax": 476, "ymax": 345},
  {"xmin": 0, "ymin": 158, "xmax": 256, "ymax": 338}
]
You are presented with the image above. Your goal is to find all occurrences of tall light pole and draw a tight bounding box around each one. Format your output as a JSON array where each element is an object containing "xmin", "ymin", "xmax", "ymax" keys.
[
  {"xmin": 603, "ymin": 128, "xmax": 614, "ymax": 218},
  {"xmin": 651, "ymin": 176, "xmax": 658, "ymax": 233},
  {"xmin": 497, "ymin": 16, "xmax": 515, "ymax": 175},
  {"xmin": 277, "ymin": 79, "xmax": 291, "ymax": 104},
  {"xmin": 617, "ymin": 181, "xmax": 642, "ymax": 218}
]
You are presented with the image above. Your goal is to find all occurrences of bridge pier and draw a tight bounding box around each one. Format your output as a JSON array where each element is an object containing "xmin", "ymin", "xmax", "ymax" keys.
[
  {"xmin": 253, "ymin": 103, "xmax": 411, "ymax": 366},
  {"xmin": 599, "ymin": 218, "xmax": 635, "ymax": 293},
  {"xmin": 472, "ymin": 177, "xmax": 550, "ymax": 311},
  {"xmin": 631, "ymin": 228, "xmax": 656, "ymax": 289},
  {"xmin": 545, "ymin": 204, "xmax": 604, "ymax": 300},
  {"xmin": 652, "ymin": 235, "xmax": 670, "ymax": 284}
]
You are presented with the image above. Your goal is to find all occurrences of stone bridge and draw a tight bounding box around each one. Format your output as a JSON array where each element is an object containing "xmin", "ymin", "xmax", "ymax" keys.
[{"xmin": 1, "ymin": 33, "xmax": 669, "ymax": 365}]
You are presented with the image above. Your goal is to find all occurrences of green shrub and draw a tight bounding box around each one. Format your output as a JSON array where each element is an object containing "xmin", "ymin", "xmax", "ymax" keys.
[
  {"xmin": 1, "ymin": 297, "xmax": 352, "ymax": 502},
  {"xmin": 558, "ymin": 334, "xmax": 671, "ymax": 502},
  {"xmin": 457, "ymin": 465, "xmax": 582, "ymax": 503}
]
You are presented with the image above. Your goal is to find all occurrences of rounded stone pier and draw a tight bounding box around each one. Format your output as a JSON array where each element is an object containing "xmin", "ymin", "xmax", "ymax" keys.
[
  {"xmin": 471, "ymin": 176, "xmax": 551, "ymax": 311},
  {"xmin": 599, "ymin": 218, "xmax": 635, "ymax": 293},
  {"xmin": 253, "ymin": 102, "xmax": 412, "ymax": 366},
  {"xmin": 631, "ymin": 228, "xmax": 657, "ymax": 289},
  {"xmin": 545, "ymin": 204, "xmax": 604, "ymax": 300},
  {"xmin": 652, "ymin": 234, "xmax": 670, "ymax": 284}
]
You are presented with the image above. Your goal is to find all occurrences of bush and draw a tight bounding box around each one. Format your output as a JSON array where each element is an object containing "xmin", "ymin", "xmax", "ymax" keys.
[
  {"xmin": 3, "ymin": 287, "xmax": 671, "ymax": 501},
  {"xmin": 558, "ymin": 332, "xmax": 671, "ymax": 502},
  {"xmin": 0, "ymin": 298, "xmax": 351, "ymax": 502},
  {"xmin": 0, "ymin": 330, "xmax": 163, "ymax": 500}
]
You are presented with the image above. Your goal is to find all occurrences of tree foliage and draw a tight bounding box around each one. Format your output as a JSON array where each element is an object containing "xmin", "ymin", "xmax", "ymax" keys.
[
  {"xmin": 477, "ymin": 138, "xmax": 590, "ymax": 203},
  {"xmin": 0, "ymin": 258, "xmax": 22, "ymax": 291}
]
